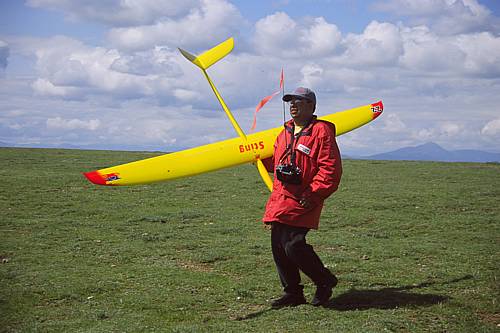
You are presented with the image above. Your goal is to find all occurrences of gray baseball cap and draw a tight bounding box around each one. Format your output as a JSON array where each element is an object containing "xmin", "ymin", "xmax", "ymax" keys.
[{"xmin": 283, "ymin": 87, "xmax": 316, "ymax": 105}]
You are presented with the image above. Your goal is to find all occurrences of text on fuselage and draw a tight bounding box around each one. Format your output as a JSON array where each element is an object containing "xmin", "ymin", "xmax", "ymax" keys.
[{"xmin": 239, "ymin": 141, "xmax": 265, "ymax": 153}]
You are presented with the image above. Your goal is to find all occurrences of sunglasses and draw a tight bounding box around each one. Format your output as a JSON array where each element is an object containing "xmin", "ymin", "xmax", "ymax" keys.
[{"xmin": 289, "ymin": 97, "xmax": 312, "ymax": 104}]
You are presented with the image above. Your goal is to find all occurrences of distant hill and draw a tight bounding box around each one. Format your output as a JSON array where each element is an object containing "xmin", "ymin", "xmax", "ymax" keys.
[{"xmin": 363, "ymin": 142, "xmax": 500, "ymax": 163}]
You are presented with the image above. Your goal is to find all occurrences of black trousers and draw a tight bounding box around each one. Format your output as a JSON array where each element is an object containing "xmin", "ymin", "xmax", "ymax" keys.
[{"xmin": 271, "ymin": 222, "xmax": 334, "ymax": 295}]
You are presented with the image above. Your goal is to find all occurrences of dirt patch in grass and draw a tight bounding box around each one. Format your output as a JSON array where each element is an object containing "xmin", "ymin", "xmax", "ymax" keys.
[
  {"xmin": 175, "ymin": 259, "xmax": 214, "ymax": 273},
  {"xmin": 478, "ymin": 311, "xmax": 500, "ymax": 327}
]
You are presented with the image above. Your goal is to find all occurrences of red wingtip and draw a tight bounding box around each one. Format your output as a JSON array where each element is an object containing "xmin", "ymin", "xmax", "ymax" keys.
[
  {"xmin": 371, "ymin": 100, "xmax": 383, "ymax": 120},
  {"xmin": 83, "ymin": 170, "xmax": 107, "ymax": 185}
]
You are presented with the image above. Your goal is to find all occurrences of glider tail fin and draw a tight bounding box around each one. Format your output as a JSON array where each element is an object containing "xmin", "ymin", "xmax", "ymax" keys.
[
  {"xmin": 179, "ymin": 37, "xmax": 246, "ymax": 140},
  {"xmin": 178, "ymin": 37, "xmax": 234, "ymax": 70}
]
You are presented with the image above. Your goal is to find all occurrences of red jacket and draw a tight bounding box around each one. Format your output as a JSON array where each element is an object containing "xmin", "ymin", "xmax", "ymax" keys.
[{"xmin": 262, "ymin": 117, "xmax": 342, "ymax": 229}]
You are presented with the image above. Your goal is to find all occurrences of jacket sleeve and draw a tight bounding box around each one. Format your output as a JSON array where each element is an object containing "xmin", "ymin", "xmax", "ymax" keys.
[
  {"xmin": 261, "ymin": 156, "xmax": 274, "ymax": 172},
  {"xmin": 303, "ymin": 125, "xmax": 342, "ymax": 204}
]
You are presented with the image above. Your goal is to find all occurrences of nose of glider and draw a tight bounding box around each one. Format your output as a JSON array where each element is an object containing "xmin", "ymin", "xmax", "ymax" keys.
[
  {"xmin": 83, "ymin": 170, "xmax": 107, "ymax": 185},
  {"xmin": 371, "ymin": 100, "xmax": 383, "ymax": 120}
]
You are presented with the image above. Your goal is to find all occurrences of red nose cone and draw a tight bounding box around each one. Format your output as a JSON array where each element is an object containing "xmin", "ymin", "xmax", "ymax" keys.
[
  {"xmin": 371, "ymin": 100, "xmax": 383, "ymax": 120},
  {"xmin": 83, "ymin": 170, "xmax": 107, "ymax": 185}
]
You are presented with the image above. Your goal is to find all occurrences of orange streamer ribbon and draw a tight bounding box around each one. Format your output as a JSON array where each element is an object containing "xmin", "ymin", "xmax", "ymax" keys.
[{"xmin": 251, "ymin": 69, "xmax": 284, "ymax": 131}]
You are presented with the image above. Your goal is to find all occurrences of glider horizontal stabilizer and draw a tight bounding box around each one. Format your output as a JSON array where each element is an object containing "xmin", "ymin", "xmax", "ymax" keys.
[{"xmin": 178, "ymin": 37, "xmax": 234, "ymax": 70}]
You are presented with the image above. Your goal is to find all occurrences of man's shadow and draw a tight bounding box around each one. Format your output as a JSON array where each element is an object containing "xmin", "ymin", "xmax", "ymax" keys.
[
  {"xmin": 325, "ymin": 275, "xmax": 472, "ymax": 310},
  {"xmin": 235, "ymin": 275, "xmax": 472, "ymax": 320}
]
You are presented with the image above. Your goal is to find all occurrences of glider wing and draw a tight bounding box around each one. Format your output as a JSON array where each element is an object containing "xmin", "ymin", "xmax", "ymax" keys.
[{"xmin": 83, "ymin": 101, "xmax": 383, "ymax": 186}]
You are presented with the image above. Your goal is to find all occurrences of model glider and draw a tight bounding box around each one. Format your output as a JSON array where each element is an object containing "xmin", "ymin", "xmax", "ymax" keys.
[{"xmin": 83, "ymin": 37, "xmax": 383, "ymax": 191}]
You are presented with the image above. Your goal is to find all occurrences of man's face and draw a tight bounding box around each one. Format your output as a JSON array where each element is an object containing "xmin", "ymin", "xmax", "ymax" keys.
[{"xmin": 289, "ymin": 97, "xmax": 315, "ymax": 124}]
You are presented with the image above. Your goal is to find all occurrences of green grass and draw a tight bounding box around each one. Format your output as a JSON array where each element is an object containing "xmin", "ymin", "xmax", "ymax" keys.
[{"xmin": 1, "ymin": 147, "xmax": 498, "ymax": 332}]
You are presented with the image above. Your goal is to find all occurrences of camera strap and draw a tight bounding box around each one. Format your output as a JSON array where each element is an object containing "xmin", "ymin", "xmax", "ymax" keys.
[
  {"xmin": 286, "ymin": 117, "xmax": 315, "ymax": 167},
  {"xmin": 290, "ymin": 128, "xmax": 298, "ymax": 167}
]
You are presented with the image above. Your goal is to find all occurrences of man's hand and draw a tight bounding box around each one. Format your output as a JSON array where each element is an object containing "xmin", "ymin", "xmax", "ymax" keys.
[{"xmin": 263, "ymin": 222, "xmax": 272, "ymax": 231}]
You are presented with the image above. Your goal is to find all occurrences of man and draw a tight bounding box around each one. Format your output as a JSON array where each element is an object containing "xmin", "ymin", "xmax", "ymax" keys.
[{"xmin": 262, "ymin": 87, "xmax": 342, "ymax": 308}]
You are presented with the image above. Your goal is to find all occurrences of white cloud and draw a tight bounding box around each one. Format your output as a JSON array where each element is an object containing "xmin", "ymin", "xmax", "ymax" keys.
[
  {"xmin": 373, "ymin": 0, "xmax": 499, "ymax": 34},
  {"xmin": 402, "ymin": 120, "xmax": 469, "ymax": 146},
  {"xmin": 440, "ymin": 122, "xmax": 463, "ymax": 137},
  {"xmin": 399, "ymin": 26, "xmax": 466, "ymax": 72},
  {"xmin": 107, "ymin": 0, "xmax": 243, "ymax": 51},
  {"xmin": 382, "ymin": 113, "xmax": 407, "ymax": 133},
  {"xmin": 299, "ymin": 63, "xmax": 324, "ymax": 88},
  {"xmin": 46, "ymin": 117, "xmax": 100, "ymax": 131},
  {"xmin": 29, "ymin": 36, "xmax": 189, "ymax": 101},
  {"xmin": 481, "ymin": 118, "xmax": 500, "ymax": 136},
  {"xmin": 173, "ymin": 88, "xmax": 198, "ymax": 102},
  {"xmin": 117, "ymin": 119, "xmax": 176, "ymax": 144},
  {"xmin": 455, "ymin": 32, "xmax": 500, "ymax": 77},
  {"xmin": 88, "ymin": 104, "xmax": 238, "ymax": 149},
  {"xmin": 337, "ymin": 21, "xmax": 403, "ymax": 67},
  {"xmin": 253, "ymin": 12, "xmax": 341, "ymax": 58},
  {"xmin": 335, "ymin": 20, "xmax": 500, "ymax": 76},
  {"xmin": 27, "ymin": 0, "xmax": 198, "ymax": 26},
  {"xmin": 32, "ymin": 78, "xmax": 76, "ymax": 97},
  {"xmin": 110, "ymin": 46, "xmax": 183, "ymax": 76}
]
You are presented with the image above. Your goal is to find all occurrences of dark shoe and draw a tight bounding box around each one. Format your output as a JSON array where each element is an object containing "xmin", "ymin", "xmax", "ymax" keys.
[
  {"xmin": 311, "ymin": 275, "xmax": 338, "ymax": 307},
  {"xmin": 271, "ymin": 293, "xmax": 307, "ymax": 308}
]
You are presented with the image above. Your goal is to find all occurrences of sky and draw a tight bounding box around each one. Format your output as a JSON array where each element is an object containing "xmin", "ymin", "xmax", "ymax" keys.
[{"xmin": 0, "ymin": 0, "xmax": 499, "ymax": 155}]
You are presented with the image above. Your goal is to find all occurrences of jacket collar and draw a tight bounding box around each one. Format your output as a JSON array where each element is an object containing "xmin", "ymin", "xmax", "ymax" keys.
[{"xmin": 285, "ymin": 115, "xmax": 317, "ymax": 136}]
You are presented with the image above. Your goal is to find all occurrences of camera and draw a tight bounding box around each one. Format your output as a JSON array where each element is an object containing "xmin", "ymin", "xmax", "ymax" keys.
[{"xmin": 276, "ymin": 164, "xmax": 302, "ymax": 184}]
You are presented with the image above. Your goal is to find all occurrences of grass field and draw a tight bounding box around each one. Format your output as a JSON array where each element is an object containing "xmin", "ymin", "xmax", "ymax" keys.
[{"xmin": 1, "ymin": 147, "xmax": 499, "ymax": 332}]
